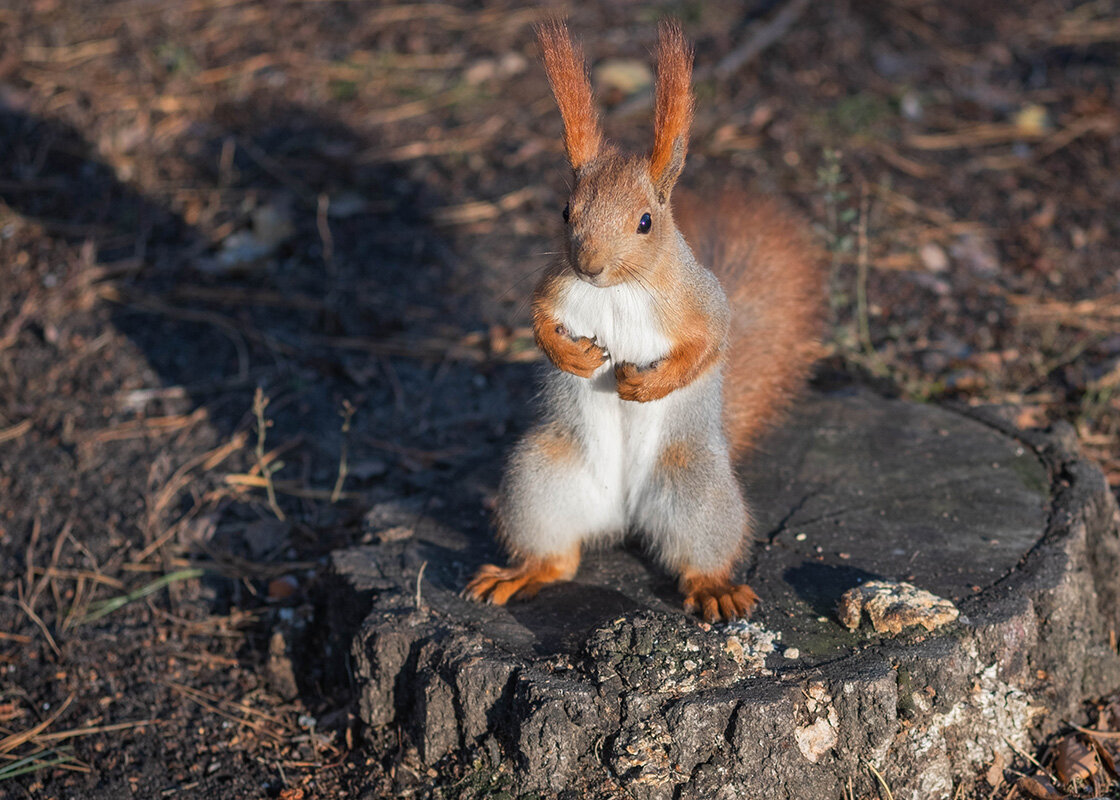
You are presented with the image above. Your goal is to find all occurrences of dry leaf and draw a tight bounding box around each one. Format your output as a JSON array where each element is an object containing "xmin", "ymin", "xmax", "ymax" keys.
[
  {"xmin": 1085, "ymin": 733, "xmax": 1118, "ymax": 781},
  {"xmin": 1015, "ymin": 773, "xmax": 1065, "ymax": 799},
  {"xmin": 1053, "ymin": 734, "xmax": 1098, "ymax": 783}
]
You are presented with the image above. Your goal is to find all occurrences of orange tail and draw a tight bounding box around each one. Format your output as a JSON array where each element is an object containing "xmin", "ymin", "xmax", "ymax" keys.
[{"xmin": 675, "ymin": 187, "xmax": 826, "ymax": 458}]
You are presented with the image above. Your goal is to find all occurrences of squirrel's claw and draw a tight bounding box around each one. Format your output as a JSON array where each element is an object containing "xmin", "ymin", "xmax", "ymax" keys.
[
  {"xmin": 465, "ymin": 566, "xmax": 532, "ymax": 605},
  {"xmin": 465, "ymin": 553, "xmax": 579, "ymax": 605},
  {"xmin": 540, "ymin": 331, "xmax": 606, "ymax": 378},
  {"xmin": 681, "ymin": 574, "xmax": 758, "ymax": 622},
  {"xmin": 615, "ymin": 360, "xmax": 671, "ymax": 402}
]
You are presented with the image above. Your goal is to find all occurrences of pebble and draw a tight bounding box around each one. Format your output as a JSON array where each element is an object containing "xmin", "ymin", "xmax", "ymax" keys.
[
  {"xmin": 783, "ymin": 647, "xmax": 800, "ymax": 660},
  {"xmin": 919, "ymin": 242, "xmax": 949, "ymax": 272}
]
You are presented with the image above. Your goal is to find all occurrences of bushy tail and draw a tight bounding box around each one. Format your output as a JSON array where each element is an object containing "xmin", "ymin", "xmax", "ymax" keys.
[{"xmin": 674, "ymin": 187, "xmax": 826, "ymax": 458}]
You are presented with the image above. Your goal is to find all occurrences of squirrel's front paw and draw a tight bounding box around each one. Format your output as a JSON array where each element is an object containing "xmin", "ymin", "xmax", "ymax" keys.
[
  {"xmin": 615, "ymin": 360, "xmax": 668, "ymax": 402},
  {"xmin": 547, "ymin": 326, "xmax": 607, "ymax": 378}
]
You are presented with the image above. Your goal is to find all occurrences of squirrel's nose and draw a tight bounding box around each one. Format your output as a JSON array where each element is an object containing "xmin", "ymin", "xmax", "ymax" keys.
[{"xmin": 575, "ymin": 248, "xmax": 605, "ymax": 277}]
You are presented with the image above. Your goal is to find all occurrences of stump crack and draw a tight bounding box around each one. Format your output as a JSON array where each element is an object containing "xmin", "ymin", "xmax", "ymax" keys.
[{"xmin": 765, "ymin": 490, "xmax": 815, "ymax": 545}]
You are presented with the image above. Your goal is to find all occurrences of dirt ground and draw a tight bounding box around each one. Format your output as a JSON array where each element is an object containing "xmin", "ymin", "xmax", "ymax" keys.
[{"xmin": 0, "ymin": 1, "xmax": 1118, "ymax": 798}]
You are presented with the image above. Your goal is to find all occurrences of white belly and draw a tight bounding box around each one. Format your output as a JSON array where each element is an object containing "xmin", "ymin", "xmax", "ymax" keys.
[{"xmin": 554, "ymin": 279, "xmax": 676, "ymax": 523}]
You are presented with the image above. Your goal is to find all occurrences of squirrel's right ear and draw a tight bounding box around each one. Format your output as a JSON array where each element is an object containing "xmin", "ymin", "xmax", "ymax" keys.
[{"xmin": 537, "ymin": 20, "xmax": 603, "ymax": 172}]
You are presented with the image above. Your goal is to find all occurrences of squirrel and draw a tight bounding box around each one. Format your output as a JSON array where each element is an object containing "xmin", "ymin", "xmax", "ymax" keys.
[{"xmin": 465, "ymin": 20, "xmax": 824, "ymax": 622}]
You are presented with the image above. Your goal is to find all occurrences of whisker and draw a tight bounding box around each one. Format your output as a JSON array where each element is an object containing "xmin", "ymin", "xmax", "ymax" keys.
[
  {"xmin": 617, "ymin": 257, "xmax": 676, "ymax": 322},
  {"xmin": 495, "ymin": 260, "xmax": 554, "ymax": 306}
]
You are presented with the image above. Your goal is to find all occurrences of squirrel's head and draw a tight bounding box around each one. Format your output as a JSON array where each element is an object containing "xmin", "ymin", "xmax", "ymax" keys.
[{"xmin": 538, "ymin": 20, "xmax": 694, "ymax": 287}]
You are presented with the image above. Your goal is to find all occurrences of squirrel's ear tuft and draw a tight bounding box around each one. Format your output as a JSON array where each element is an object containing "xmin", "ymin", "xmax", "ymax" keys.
[
  {"xmin": 649, "ymin": 20, "xmax": 694, "ymax": 202},
  {"xmin": 537, "ymin": 20, "xmax": 603, "ymax": 171}
]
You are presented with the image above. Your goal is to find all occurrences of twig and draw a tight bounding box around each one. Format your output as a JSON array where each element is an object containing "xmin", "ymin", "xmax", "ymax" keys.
[
  {"xmin": 61, "ymin": 573, "xmax": 88, "ymax": 632},
  {"xmin": 0, "ymin": 290, "xmax": 40, "ymax": 354},
  {"xmin": 252, "ymin": 388, "xmax": 285, "ymax": 521},
  {"xmin": 26, "ymin": 718, "xmax": 161, "ymax": 745},
  {"xmin": 98, "ymin": 285, "xmax": 252, "ymax": 379},
  {"xmin": 162, "ymin": 682, "xmax": 287, "ymax": 742},
  {"xmin": 331, "ymin": 400, "xmax": 356, "ymax": 504},
  {"xmin": 358, "ymin": 135, "xmax": 490, "ymax": 165},
  {"xmin": 1003, "ymin": 735, "xmax": 1058, "ymax": 783},
  {"xmin": 135, "ymin": 432, "xmax": 248, "ymax": 564},
  {"xmin": 714, "ymin": 0, "xmax": 813, "ymax": 78},
  {"xmin": 246, "ymin": 436, "xmax": 304, "ymax": 478},
  {"xmin": 0, "ymin": 419, "xmax": 33, "ymax": 444},
  {"xmin": 23, "ymin": 38, "xmax": 118, "ymax": 64},
  {"xmin": 28, "ymin": 517, "xmax": 71, "ymax": 614},
  {"xmin": 0, "ymin": 694, "xmax": 74, "ymax": 754},
  {"xmin": 415, "ymin": 561, "xmax": 428, "ymax": 612},
  {"xmin": 907, "ymin": 123, "xmax": 1050, "ymax": 151},
  {"xmin": 864, "ymin": 759, "xmax": 895, "ymax": 800},
  {"xmin": 1064, "ymin": 721, "xmax": 1120, "ymax": 740},
  {"xmin": 430, "ymin": 186, "xmax": 539, "ymax": 227},
  {"xmin": 317, "ymin": 193, "xmax": 334, "ymax": 270},
  {"xmin": 856, "ymin": 182, "xmax": 873, "ymax": 359},
  {"xmin": 78, "ymin": 409, "xmax": 207, "ymax": 445},
  {"xmin": 224, "ymin": 474, "xmax": 358, "ymax": 501},
  {"xmin": 17, "ymin": 599, "xmax": 60, "ymax": 658},
  {"xmin": 28, "ymin": 568, "xmax": 123, "ymax": 589}
]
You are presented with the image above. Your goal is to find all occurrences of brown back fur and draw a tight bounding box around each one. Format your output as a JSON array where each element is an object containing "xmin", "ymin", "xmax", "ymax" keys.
[{"xmin": 674, "ymin": 187, "xmax": 826, "ymax": 458}]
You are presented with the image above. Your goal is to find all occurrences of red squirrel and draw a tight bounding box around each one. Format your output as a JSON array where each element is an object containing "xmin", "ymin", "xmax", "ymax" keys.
[{"xmin": 466, "ymin": 21, "xmax": 824, "ymax": 622}]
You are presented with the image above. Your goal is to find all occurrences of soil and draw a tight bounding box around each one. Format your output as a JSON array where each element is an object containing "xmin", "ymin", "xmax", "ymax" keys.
[{"xmin": 0, "ymin": 1, "xmax": 1117, "ymax": 799}]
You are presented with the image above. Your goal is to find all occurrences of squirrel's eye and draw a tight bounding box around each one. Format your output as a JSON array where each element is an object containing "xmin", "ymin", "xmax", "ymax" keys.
[
  {"xmin": 562, "ymin": 204, "xmax": 570, "ymax": 223},
  {"xmin": 637, "ymin": 212, "xmax": 652, "ymax": 234}
]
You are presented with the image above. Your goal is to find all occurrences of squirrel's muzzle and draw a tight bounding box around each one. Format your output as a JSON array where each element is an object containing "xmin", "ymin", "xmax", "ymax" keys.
[{"xmin": 573, "ymin": 243, "xmax": 608, "ymax": 280}]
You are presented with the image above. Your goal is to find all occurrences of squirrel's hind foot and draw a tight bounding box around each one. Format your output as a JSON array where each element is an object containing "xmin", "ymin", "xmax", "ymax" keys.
[
  {"xmin": 681, "ymin": 570, "xmax": 758, "ymax": 622},
  {"xmin": 464, "ymin": 551, "xmax": 580, "ymax": 606}
]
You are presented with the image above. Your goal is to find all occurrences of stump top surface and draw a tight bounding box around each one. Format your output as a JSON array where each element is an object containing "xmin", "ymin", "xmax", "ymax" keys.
[{"xmin": 340, "ymin": 388, "xmax": 1049, "ymax": 667}]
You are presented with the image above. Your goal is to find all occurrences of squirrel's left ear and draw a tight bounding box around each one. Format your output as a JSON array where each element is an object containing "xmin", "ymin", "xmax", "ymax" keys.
[{"xmin": 648, "ymin": 21, "xmax": 694, "ymax": 204}]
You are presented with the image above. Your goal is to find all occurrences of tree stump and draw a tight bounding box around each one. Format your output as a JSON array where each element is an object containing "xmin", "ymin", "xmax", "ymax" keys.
[{"xmin": 328, "ymin": 388, "xmax": 1120, "ymax": 799}]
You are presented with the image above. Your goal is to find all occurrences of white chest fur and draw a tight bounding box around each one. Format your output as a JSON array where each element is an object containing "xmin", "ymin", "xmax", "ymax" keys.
[
  {"xmin": 552, "ymin": 278, "xmax": 678, "ymax": 521},
  {"xmin": 556, "ymin": 279, "xmax": 671, "ymax": 367}
]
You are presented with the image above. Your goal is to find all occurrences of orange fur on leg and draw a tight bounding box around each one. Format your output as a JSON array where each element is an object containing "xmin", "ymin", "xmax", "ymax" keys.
[
  {"xmin": 465, "ymin": 548, "xmax": 581, "ymax": 605},
  {"xmin": 680, "ymin": 567, "xmax": 758, "ymax": 622}
]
